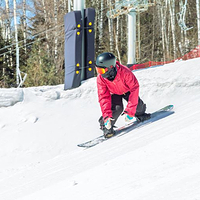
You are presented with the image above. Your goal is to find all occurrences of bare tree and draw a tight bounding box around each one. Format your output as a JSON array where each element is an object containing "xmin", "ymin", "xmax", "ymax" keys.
[
  {"xmin": 42, "ymin": 0, "xmax": 50, "ymax": 56},
  {"xmin": 98, "ymin": 0, "xmax": 104, "ymax": 53},
  {"xmin": 168, "ymin": 0, "xmax": 177, "ymax": 59},
  {"xmin": 22, "ymin": 0, "xmax": 27, "ymax": 54},
  {"xmin": 160, "ymin": 0, "xmax": 166, "ymax": 62},
  {"xmin": 107, "ymin": 0, "xmax": 114, "ymax": 52},
  {"xmin": 54, "ymin": 0, "xmax": 58, "ymax": 61},
  {"xmin": 115, "ymin": 16, "xmax": 121, "ymax": 62},
  {"xmin": 5, "ymin": 0, "xmax": 13, "ymax": 67},
  {"xmin": 13, "ymin": 0, "xmax": 20, "ymax": 85},
  {"xmin": 197, "ymin": 0, "xmax": 200, "ymax": 46}
]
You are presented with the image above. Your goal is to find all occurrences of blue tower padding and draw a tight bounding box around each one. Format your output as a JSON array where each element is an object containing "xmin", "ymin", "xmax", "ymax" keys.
[
  {"xmin": 84, "ymin": 8, "xmax": 95, "ymax": 79},
  {"xmin": 64, "ymin": 11, "xmax": 82, "ymax": 90}
]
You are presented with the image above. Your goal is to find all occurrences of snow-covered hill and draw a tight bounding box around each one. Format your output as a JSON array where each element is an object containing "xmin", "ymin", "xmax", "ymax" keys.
[{"xmin": 0, "ymin": 58, "xmax": 200, "ymax": 200}]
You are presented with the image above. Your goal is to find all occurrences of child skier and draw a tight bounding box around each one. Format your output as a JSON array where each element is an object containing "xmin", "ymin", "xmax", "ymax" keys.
[{"xmin": 96, "ymin": 52, "xmax": 150, "ymax": 138}]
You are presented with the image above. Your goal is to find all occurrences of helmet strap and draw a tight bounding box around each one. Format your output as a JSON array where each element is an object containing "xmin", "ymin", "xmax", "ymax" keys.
[{"xmin": 102, "ymin": 66, "xmax": 117, "ymax": 81}]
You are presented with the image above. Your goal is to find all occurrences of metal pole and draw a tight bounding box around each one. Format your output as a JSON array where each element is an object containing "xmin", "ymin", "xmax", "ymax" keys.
[
  {"xmin": 68, "ymin": 0, "xmax": 71, "ymax": 12},
  {"xmin": 127, "ymin": 9, "xmax": 136, "ymax": 65},
  {"xmin": 74, "ymin": 0, "xmax": 85, "ymax": 81}
]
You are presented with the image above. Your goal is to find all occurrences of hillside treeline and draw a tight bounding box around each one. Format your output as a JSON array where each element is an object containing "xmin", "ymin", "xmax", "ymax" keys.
[{"xmin": 0, "ymin": 0, "xmax": 199, "ymax": 87}]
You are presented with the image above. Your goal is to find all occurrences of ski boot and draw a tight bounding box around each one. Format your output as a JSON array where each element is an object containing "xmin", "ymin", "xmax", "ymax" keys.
[
  {"xmin": 135, "ymin": 113, "xmax": 151, "ymax": 122},
  {"xmin": 103, "ymin": 126, "xmax": 116, "ymax": 138}
]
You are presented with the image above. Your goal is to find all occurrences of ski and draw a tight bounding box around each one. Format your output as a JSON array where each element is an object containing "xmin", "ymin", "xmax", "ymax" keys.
[{"xmin": 78, "ymin": 105, "xmax": 174, "ymax": 148}]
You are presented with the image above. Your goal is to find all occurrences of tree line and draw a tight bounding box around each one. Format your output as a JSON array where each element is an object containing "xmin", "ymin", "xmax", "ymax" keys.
[{"xmin": 0, "ymin": 0, "xmax": 199, "ymax": 88}]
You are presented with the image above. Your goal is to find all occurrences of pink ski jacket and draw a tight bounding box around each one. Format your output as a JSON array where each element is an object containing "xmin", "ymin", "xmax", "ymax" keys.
[{"xmin": 97, "ymin": 61, "xmax": 139, "ymax": 120}]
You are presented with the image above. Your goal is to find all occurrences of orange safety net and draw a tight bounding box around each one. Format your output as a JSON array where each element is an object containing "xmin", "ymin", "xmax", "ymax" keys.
[{"xmin": 130, "ymin": 45, "xmax": 200, "ymax": 71}]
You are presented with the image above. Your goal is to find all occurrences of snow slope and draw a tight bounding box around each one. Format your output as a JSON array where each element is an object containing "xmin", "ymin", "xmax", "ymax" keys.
[{"xmin": 0, "ymin": 58, "xmax": 200, "ymax": 200}]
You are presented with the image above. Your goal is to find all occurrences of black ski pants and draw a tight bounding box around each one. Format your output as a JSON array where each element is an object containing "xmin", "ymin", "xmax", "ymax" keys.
[{"xmin": 99, "ymin": 92, "xmax": 146, "ymax": 126}]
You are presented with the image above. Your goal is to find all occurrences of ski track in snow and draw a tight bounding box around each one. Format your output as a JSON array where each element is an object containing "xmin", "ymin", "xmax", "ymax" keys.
[{"xmin": 0, "ymin": 58, "xmax": 200, "ymax": 200}]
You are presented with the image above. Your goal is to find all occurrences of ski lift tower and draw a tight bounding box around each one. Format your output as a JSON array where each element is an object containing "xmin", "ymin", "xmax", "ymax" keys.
[{"xmin": 107, "ymin": 0, "xmax": 155, "ymax": 65}]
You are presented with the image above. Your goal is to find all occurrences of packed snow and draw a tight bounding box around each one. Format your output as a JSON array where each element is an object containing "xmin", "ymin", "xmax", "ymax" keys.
[{"xmin": 0, "ymin": 58, "xmax": 200, "ymax": 200}]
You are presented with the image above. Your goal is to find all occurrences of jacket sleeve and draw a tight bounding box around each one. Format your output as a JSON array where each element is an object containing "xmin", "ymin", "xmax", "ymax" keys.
[
  {"xmin": 124, "ymin": 71, "xmax": 139, "ymax": 116},
  {"xmin": 97, "ymin": 76, "xmax": 112, "ymax": 120}
]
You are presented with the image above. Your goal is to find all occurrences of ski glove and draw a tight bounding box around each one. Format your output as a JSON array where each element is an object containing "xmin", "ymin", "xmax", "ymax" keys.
[{"xmin": 104, "ymin": 118, "xmax": 114, "ymax": 130}]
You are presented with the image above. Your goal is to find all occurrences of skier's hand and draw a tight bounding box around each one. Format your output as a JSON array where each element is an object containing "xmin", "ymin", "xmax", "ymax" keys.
[
  {"xmin": 104, "ymin": 118, "xmax": 114, "ymax": 130},
  {"xmin": 125, "ymin": 114, "xmax": 134, "ymax": 123}
]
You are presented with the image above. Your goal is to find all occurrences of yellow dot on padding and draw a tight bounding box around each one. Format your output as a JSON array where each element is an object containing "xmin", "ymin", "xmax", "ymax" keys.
[
  {"xmin": 88, "ymin": 68, "xmax": 92, "ymax": 71},
  {"xmin": 76, "ymin": 71, "xmax": 79, "ymax": 74},
  {"xmin": 89, "ymin": 60, "xmax": 92, "ymax": 64},
  {"xmin": 76, "ymin": 63, "xmax": 80, "ymax": 67},
  {"xmin": 77, "ymin": 24, "xmax": 81, "ymax": 28},
  {"xmin": 89, "ymin": 22, "xmax": 92, "ymax": 26},
  {"xmin": 77, "ymin": 32, "xmax": 80, "ymax": 35},
  {"xmin": 89, "ymin": 29, "xmax": 92, "ymax": 33}
]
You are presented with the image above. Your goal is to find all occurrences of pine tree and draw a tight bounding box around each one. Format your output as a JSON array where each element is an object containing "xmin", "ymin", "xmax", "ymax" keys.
[{"xmin": 25, "ymin": 41, "xmax": 64, "ymax": 87}]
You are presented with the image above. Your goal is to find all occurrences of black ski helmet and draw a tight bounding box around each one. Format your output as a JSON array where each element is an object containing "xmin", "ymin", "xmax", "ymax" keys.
[
  {"xmin": 96, "ymin": 52, "xmax": 116, "ymax": 69},
  {"xmin": 96, "ymin": 52, "xmax": 117, "ymax": 80}
]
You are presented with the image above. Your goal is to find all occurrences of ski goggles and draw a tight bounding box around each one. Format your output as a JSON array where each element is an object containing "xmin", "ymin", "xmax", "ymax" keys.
[{"xmin": 95, "ymin": 67, "xmax": 108, "ymax": 75}]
